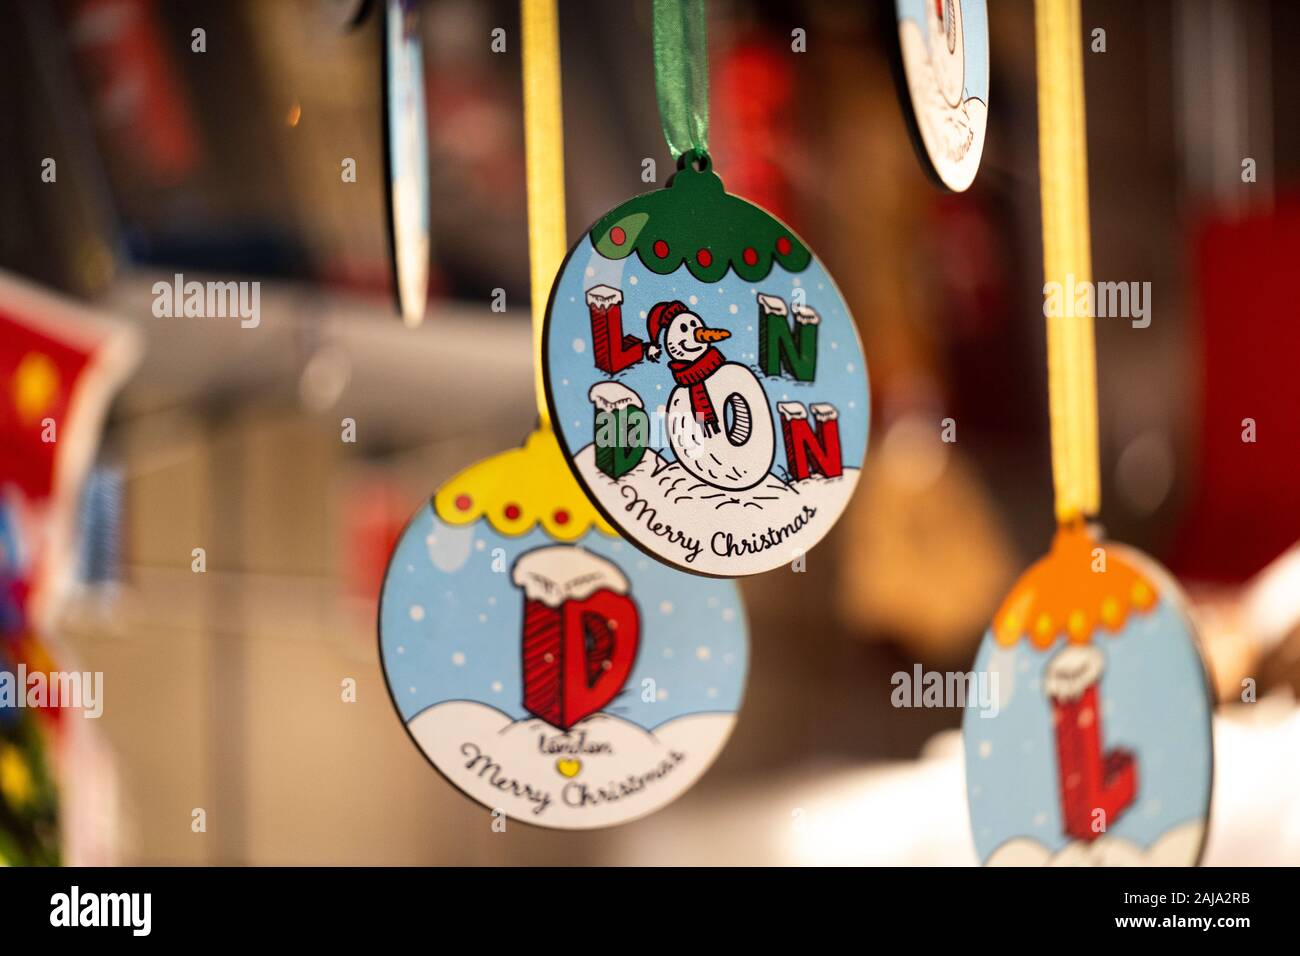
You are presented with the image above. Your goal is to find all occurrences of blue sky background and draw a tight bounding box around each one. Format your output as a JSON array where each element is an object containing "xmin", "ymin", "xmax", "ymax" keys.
[
  {"xmin": 546, "ymin": 239, "xmax": 870, "ymax": 471},
  {"xmin": 897, "ymin": 0, "xmax": 990, "ymax": 103},
  {"xmin": 380, "ymin": 505, "xmax": 749, "ymax": 731},
  {"xmin": 963, "ymin": 599, "xmax": 1212, "ymax": 859}
]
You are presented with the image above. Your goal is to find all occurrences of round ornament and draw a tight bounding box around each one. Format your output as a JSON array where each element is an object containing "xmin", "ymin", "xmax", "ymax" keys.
[
  {"xmin": 963, "ymin": 524, "xmax": 1213, "ymax": 866},
  {"xmin": 542, "ymin": 156, "xmax": 870, "ymax": 577},
  {"xmin": 379, "ymin": 431, "xmax": 749, "ymax": 828},
  {"xmin": 888, "ymin": 0, "xmax": 990, "ymax": 192},
  {"xmin": 381, "ymin": 0, "xmax": 430, "ymax": 326}
]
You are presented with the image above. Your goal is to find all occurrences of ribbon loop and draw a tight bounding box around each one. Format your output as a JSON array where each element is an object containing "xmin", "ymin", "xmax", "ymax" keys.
[
  {"xmin": 521, "ymin": 0, "xmax": 567, "ymax": 430},
  {"xmin": 653, "ymin": 0, "xmax": 709, "ymax": 160},
  {"xmin": 1036, "ymin": 0, "xmax": 1099, "ymax": 522}
]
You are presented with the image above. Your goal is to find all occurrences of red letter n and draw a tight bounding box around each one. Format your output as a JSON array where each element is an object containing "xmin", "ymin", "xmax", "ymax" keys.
[{"xmin": 778, "ymin": 402, "xmax": 843, "ymax": 480}]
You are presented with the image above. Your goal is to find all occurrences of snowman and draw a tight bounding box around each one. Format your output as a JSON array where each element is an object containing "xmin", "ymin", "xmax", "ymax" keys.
[{"xmin": 646, "ymin": 300, "xmax": 775, "ymax": 491}]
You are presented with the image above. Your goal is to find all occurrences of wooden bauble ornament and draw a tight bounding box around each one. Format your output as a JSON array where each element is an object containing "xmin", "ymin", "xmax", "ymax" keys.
[
  {"xmin": 963, "ymin": 524, "xmax": 1214, "ymax": 865},
  {"xmin": 378, "ymin": 430, "xmax": 749, "ymax": 828},
  {"xmin": 542, "ymin": 155, "xmax": 870, "ymax": 577},
  {"xmin": 887, "ymin": 0, "xmax": 990, "ymax": 192}
]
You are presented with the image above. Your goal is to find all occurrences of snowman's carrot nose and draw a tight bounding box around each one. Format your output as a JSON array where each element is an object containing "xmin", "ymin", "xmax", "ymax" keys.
[{"xmin": 694, "ymin": 327, "xmax": 731, "ymax": 343}]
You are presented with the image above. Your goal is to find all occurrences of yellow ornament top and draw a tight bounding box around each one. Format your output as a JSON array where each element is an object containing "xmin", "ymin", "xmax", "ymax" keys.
[
  {"xmin": 994, "ymin": 522, "xmax": 1158, "ymax": 649},
  {"xmin": 433, "ymin": 429, "xmax": 614, "ymax": 541}
]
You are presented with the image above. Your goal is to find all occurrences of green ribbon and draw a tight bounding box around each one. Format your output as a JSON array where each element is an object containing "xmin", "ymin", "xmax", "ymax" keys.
[{"xmin": 652, "ymin": 0, "xmax": 709, "ymax": 161}]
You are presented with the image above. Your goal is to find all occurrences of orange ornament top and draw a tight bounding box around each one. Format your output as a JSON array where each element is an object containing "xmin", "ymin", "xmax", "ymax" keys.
[{"xmin": 994, "ymin": 523, "xmax": 1158, "ymax": 649}]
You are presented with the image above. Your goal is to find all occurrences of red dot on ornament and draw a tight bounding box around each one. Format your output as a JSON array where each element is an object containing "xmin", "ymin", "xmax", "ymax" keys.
[
  {"xmin": 653, "ymin": 240, "xmax": 669, "ymax": 258},
  {"xmin": 776, "ymin": 237, "xmax": 793, "ymax": 255},
  {"xmin": 696, "ymin": 248, "xmax": 713, "ymax": 267},
  {"xmin": 454, "ymin": 494, "xmax": 472, "ymax": 511},
  {"xmin": 609, "ymin": 226, "xmax": 626, "ymax": 246},
  {"xmin": 504, "ymin": 503, "xmax": 521, "ymax": 520},
  {"xmin": 553, "ymin": 509, "xmax": 570, "ymax": 525},
  {"xmin": 742, "ymin": 247, "xmax": 758, "ymax": 266}
]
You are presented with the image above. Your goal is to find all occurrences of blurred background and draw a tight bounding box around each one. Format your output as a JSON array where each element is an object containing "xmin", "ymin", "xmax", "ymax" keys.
[{"xmin": 1, "ymin": 0, "xmax": 1299, "ymax": 865}]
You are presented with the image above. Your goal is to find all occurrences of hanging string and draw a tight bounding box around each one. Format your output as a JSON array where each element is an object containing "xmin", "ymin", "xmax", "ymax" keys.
[
  {"xmin": 653, "ymin": 0, "xmax": 709, "ymax": 161},
  {"xmin": 521, "ymin": 0, "xmax": 566, "ymax": 430},
  {"xmin": 1035, "ymin": 0, "xmax": 1099, "ymax": 523}
]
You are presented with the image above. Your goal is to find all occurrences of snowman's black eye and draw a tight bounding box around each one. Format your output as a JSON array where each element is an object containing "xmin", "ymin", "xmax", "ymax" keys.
[{"xmin": 678, "ymin": 323, "xmax": 687, "ymax": 333}]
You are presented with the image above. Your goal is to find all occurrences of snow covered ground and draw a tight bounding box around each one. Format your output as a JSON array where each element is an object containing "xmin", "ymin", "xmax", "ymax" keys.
[
  {"xmin": 985, "ymin": 821, "xmax": 1204, "ymax": 866},
  {"xmin": 407, "ymin": 700, "xmax": 736, "ymax": 829},
  {"xmin": 573, "ymin": 444, "xmax": 859, "ymax": 575}
]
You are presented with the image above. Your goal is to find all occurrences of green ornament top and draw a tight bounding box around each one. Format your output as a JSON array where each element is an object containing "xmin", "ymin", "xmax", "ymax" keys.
[{"xmin": 590, "ymin": 155, "xmax": 812, "ymax": 284}]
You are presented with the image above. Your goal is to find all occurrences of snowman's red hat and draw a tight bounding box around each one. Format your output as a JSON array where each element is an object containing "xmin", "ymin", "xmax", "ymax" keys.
[{"xmin": 645, "ymin": 300, "xmax": 690, "ymax": 361}]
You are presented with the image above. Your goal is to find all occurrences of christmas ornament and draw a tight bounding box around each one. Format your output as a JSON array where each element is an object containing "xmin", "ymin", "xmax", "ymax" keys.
[
  {"xmin": 0, "ymin": 272, "xmax": 140, "ymax": 632},
  {"xmin": 962, "ymin": 0, "xmax": 1211, "ymax": 866},
  {"xmin": 377, "ymin": 0, "xmax": 749, "ymax": 828},
  {"xmin": 963, "ymin": 524, "xmax": 1212, "ymax": 864},
  {"xmin": 542, "ymin": 0, "xmax": 869, "ymax": 576},
  {"xmin": 0, "ymin": 273, "xmax": 139, "ymax": 865},
  {"xmin": 888, "ymin": 0, "xmax": 989, "ymax": 192},
  {"xmin": 378, "ymin": 431, "xmax": 747, "ymax": 828},
  {"xmin": 382, "ymin": 0, "xmax": 430, "ymax": 327}
]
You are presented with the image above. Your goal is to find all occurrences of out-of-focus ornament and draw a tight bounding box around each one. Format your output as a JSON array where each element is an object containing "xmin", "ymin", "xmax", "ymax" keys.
[
  {"xmin": 963, "ymin": 0, "xmax": 1212, "ymax": 867},
  {"xmin": 382, "ymin": 0, "xmax": 431, "ymax": 326},
  {"xmin": 378, "ymin": 431, "xmax": 748, "ymax": 828},
  {"xmin": 964, "ymin": 524, "xmax": 1212, "ymax": 864},
  {"xmin": 0, "ymin": 272, "xmax": 139, "ymax": 631},
  {"xmin": 888, "ymin": 0, "xmax": 989, "ymax": 191}
]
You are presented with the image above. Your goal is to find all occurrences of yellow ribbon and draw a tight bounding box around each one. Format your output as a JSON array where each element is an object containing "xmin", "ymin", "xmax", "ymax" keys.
[
  {"xmin": 521, "ymin": 0, "xmax": 566, "ymax": 431},
  {"xmin": 1035, "ymin": 0, "xmax": 1099, "ymax": 522}
]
